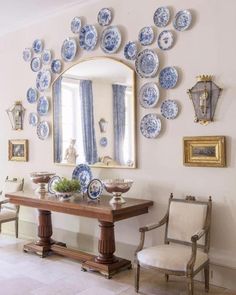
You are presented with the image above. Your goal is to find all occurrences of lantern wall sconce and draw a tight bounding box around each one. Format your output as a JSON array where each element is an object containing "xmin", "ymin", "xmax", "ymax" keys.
[
  {"xmin": 6, "ymin": 101, "xmax": 26, "ymax": 130},
  {"xmin": 187, "ymin": 75, "xmax": 222, "ymax": 125}
]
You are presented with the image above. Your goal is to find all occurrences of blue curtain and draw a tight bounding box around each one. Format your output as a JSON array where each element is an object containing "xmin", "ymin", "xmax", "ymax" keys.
[
  {"xmin": 80, "ymin": 80, "xmax": 98, "ymax": 164},
  {"xmin": 112, "ymin": 84, "xmax": 127, "ymax": 165},
  {"xmin": 54, "ymin": 77, "xmax": 63, "ymax": 162}
]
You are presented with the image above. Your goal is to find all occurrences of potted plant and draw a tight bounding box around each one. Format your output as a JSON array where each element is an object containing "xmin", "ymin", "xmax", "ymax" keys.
[{"xmin": 53, "ymin": 178, "xmax": 80, "ymax": 199}]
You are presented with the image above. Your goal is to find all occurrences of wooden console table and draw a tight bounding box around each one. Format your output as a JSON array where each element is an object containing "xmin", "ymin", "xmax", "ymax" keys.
[{"xmin": 6, "ymin": 191, "xmax": 153, "ymax": 278}]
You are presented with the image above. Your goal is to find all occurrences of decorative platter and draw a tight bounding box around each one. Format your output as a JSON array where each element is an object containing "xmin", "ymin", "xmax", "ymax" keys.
[
  {"xmin": 100, "ymin": 137, "xmax": 108, "ymax": 147},
  {"xmin": 173, "ymin": 10, "xmax": 192, "ymax": 31},
  {"xmin": 23, "ymin": 48, "xmax": 32, "ymax": 62},
  {"xmin": 71, "ymin": 16, "xmax": 82, "ymax": 34},
  {"xmin": 27, "ymin": 87, "xmax": 38, "ymax": 103},
  {"xmin": 100, "ymin": 26, "xmax": 121, "ymax": 54},
  {"xmin": 124, "ymin": 41, "xmax": 137, "ymax": 60},
  {"xmin": 159, "ymin": 66, "xmax": 178, "ymax": 89},
  {"xmin": 161, "ymin": 99, "xmax": 179, "ymax": 119},
  {"xmin": 135, "ymin": 49, "xmax": 159, "ymax": 78},
  {"xmin": 138, "ymin": 26, "xmax": 154, "ymax": 46},
  {"xmin": 37, "ymin": 96, "xmax": 49, "ymax": 116},
  {"xmin": 139, "ymin": 82, "xmax": 159, "ymax": 108},
  {"xmin": 87, "ymin": 179, "xmax": 103, "ymax": 200},
  {"xmin": 36, "ymin": 69, "xmax": 52, "ymax": 92},
  {"xmin": 140, "ymin": 113, "xmax": 161, "ymax": 138},
  {"xmin": 72, "ymin": 164, "xmax": 92, "ymax": 193},
  {"xmin": 28, "ymin": 112, "xmax": 39, "ymax": 126},
  {"xmin": 97, "ymin": 8, "xmax": 112, "ymax": 26},
  {"xmin": 153, "ymin": 7, "xmax": 170, "ymax": 27},
  {"xmin": 51, "ymin": 59, "xmax": 62, "ymax": 74},
  {"xmin": 37, "ymin": 121, "xmax": 50, "ymax": 140},
  {"xmin": 32, "ymin": 39, "xmax": 43, "ymax": 54},
  {"xmin": 157, "ymin": 30, "xmax": 174, "ymax": 50},
  {"xmin": 61, "ymin": 38, "xmax": 77, "ymax": 62},
  {"xmin": 42, "ymin": 50, "xmax": 52, "ymax": 65},
  {"xmin": 30, "ymin": 57, "xmax": 42, "ymax": 72},
  {"xmin": 79, "ymin": 25, "xmax": 98, "ymax": 51},
  {"xmin": 48, "ymin": 175, "xmax": 61, "ymax": 194}
]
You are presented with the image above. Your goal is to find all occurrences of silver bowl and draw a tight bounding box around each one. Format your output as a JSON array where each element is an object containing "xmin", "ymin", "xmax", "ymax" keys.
[
  {"xmin": 103, "ymin": 179, "xmax": 133, "ymax": 204},
  {"xmin": 30, "ymin": 172, "xmax": 55, "ymax": 194}
]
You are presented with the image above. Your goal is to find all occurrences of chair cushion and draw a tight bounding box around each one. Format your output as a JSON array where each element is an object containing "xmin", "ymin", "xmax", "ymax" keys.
[
  {"xmin": 0, "ymin": 208, "xmax": 17, "ymax": 221},
  {"xmin": 137, "ymin": 244, "xmax": 208, "ymax": 272},
  {"xmin": 1, "ymin": 180, "xmax": 23, "ymax": 210}
]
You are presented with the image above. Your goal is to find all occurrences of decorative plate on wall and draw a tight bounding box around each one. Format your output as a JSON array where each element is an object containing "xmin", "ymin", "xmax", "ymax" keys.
[
  {"xmin": 51, "ymin": 59, "xmax": 62, "ymax": 74},
  {"xmin": 160, "ymin": 99, "xmax": 179, "ymax": 119},
  {"xmin": 23, "ymin": 48, "xmax": 32, "ymax": 62},
  {"xmin": 61, "ymin": 38, "xmax": 77, "ymax": 62},
  {"xmin": 153, "ymin": 7, "xmax": 170, "ymax": 27},
  {"xmin": 124, "ymin": 41, "xmax": 137, "ymax": 60},
  {"xmin": 27, "ymin": 87, "xmax": 38, "ymax": 103},
  {"xmin": 100, "ymin": 26, "xmax": 122, "ymax": 54},
  {"xmin": 97, "ymin": 8, "xmax": 112, "ymax": 26},
  {"xmin": 135, "ymin": 49, "xmax": 159, "ymax": 78},
  {"xmin": 79, "ymin": 25, "xmax": 98, "ymax": 51},
  {"xmin": 71, "ymin": 16, "xmax": 82, "ymax": 34},
  {"xmin": 28, "ymin": 112, "xmax": 39, "ymax": 126},
  {"xmin": 72, "ymin": 164, "xmax": 92, "ymax": 193},
  {"xmin": 139, "ymin": 82, "xmax": 159, "ymax": 108},
  {"xmin": 32, "ymin": 39, "xmax": 43, "ymax": 53},
  {"xmin": 173, "ymin": 10, "xmax": 192, "ymax": 31},
  {"xmin": 37, "ymin": 96, "xmax": 49, "ymax": 116},
  {"xmin": 30, "ymin": 57, "xmax": 42, "ymax": 72},
  {"xmin": 159, "ymin": 66, "xmax": 178, "ymax": 89},
  {"xmin": 138, "ymin": 26, "xmax": 154, "ymax": 46},
  {"xmin": 157, "ymin": 30, "xmax": 174, "ymax": 50},
  {"xmin": 140, "ymin": 113, "xmax": 162, "ymax": 138},
  {"xmin": 42, "ymin": 49, "xmax": 52, "ymax": 65},
  {"xmin": 100, "ymin": 137, "xmax": 108, "ymax": 147},
  {"xmin": 36, "ymin": 69, "xmax": 52, "ymax": 92},
  {"xmin": 87, "ymin": 179, "xmax": 103, "ymax": 200},
  {"xmin": 37, "ymin": 121, "xmax": 50, "ymax": 140}
]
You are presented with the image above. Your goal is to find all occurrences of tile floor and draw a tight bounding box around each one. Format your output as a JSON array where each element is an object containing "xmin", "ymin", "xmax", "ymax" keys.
[{"xmin": 0, "ymin": 235, "xmax": 234, "ymax": 295}]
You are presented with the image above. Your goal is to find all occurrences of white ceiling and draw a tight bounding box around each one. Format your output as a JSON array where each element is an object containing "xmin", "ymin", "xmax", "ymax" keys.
[{"xmin": 0, "ymin": 0, "xmax": 88, "ymax": 37}]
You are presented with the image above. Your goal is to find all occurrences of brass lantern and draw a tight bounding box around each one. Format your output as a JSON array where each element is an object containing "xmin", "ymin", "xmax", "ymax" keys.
[
  {"xmin": 6, "ymin": 101, "xmax": 25, "ymax": 130},
  {"xmin": 187, "ymin": 75, "xmax": 222, "ymax": 125}
]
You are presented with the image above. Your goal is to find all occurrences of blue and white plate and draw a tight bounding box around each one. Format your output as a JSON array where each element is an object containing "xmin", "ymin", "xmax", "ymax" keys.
[
  {"xmin": 97, "ymin": 8, "xmax": 112, "ymax": 26},
  {"xmin": 161, "ymin": 99, "xmax": 179, "ymax": 119},
  {"xmin": 138, "ymin": 26, "xmax": 154, "ymax": 46},
  {"xmin": 173, "ymin": 10, "xmax": 192, "ymax": 31},
  {"xmin": 139, "ymin": 82, "xmax": 159, "ymax": 108},
  {"xmin": 30, "ymin": 57, "xmax": 42, "ymax": 72},
  {"xmin": 158, "ymin": 30, "xmax": 174, "ymax": 50},
  {"xmin": 87, "ymin": 179, "xmax": 103, "ymax": 200},
  {"xmin": 100, "ymin": 137, "xmax": 108, "ymax": 147},
  {"xmin": 153, "ymin": 7, "xmax": 170, "ymax": 27},
  {"xmin": 23, "ymin": 48, "xmax": 32, "ymax": 62},
  {"xmin": 32, "ymin": 39, "xmax": 43, "ymax": 54},
  {"xmin": 37, "ymin": 96, "xmax": 49, "ymax": 116},
  {"xmin": 51, "ymin": 59, "xmax": 62, "ymax": 74},
  {"xmin": 100, "ymin": 26, "xmax": 122, "ymax": 54},
  {"xmin": 42, "ymin": 50, "xmax": 52, "ymax": 65},
  {"xmin": 27, "ymin": 87, "xmax": 38, "ymax": 103},
  {"xmin": 71, "ymin": 16, "xmax": 82, "ymax": 34},
  {"xmin": 48, "ymin": 175, "xmax": 61, "ymax": 194},
  {"xmin": 124, "ymin": 41, "xmax": 137, "ymax": 60},
  {"xmin": 72, "ymin": 164, "xmax": 92, "ymax": 193},
  {"xmin": 140, "ymin": 113, "xmax": 161, "ymax": 139},
  {"xmin": 79, "ymin": 25, "xmax": 98, "ymax": 51},
  {"xmin": 61, "ymin": 38, "xmax": 77, "ymax": 62},
  {"xmin": 37, "ymin": 121, "xmax": 50, "ymax": 140},
  {"xmin": 28, "ymin": 112, "xmax": 39, "ymax": 126},
  {"xmin": 135, "ymin": 49, "xmax": 159, "ymax": 78},
  {"xmin": 36, "ymin": 69, "xmax": 52, "ymax": 92},
  {"xmin": 159, "ymin": 66, "xmax": 178, "ymax": 89}
]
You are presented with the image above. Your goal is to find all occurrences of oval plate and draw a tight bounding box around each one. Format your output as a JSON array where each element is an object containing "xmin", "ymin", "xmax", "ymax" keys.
[
  {"xmin": 79, "ymin": 25, "xmax": 98, "ymax": 51},
  {"xmin": 27, "ymin": 87, "xmax": 38, "ymax": 103},
  {"xmin": 158, "ymin": 30, "xmax": 174, "ymax": 50},
  {"xmin": 61, "ymin": 38, "xmax": 77, "ymax": 62},
  {"xmin": 87, "ymin": 179, "xmax": 103, "ymax": 200},
  {"xmin": 140, "ymin": 113, "xmax": 161, "ymax": 138},
  {"xmin": 31, "ymin": 57, "xmax": 42, "ymax": 72},
  {"xmin": 173, "ymin": 10, "xmax": 192, "ymax": 31},
  {"xmin": 36, "ymin": 69, "xmax": 52, "ymax": 92},
  {"xmin": 100, "ymin": 26, "xmax": 121, "ymax": 54},
  {"xmin": 37, "ymin": 121, "xmax": 50, "ymax": 140},
  {"xmin": 71, "ymin": 16, "xmax": 82, "ymax": 34},
  {"xmin": 124, "ymin": 41, "xmax": 137, "ymax": 60},
  {"xmin": 32, "ymin": 39, "xmax": 43, "ymax": 53},
  {"xmin": 135, "ymin": 49, "xmax": 159, "ymax": 78},
  {"xmin": 161, "ymin": 99, "xmax": 179, "ymax": 119},
  {"xmin": 72, "ymin": 164, "xmax": 92, "ymax": 193},
  {"xmin": 159, "ymin": 66, "xmax": 178, "ymax": 89},
  {"xmin": 97, "ymin": 8, "xmax": 112, "ymax": 26},
  {"xmin": 37, "ymin": 96, "xmax": 49, "ymax": 116},
  {"xmin": 138, "ymin": 26, "xmax": 154, "ymax": 46},
  {"xmin": 139, "ymin": 82, "xmax": 159, "ymax": 108},
  {"xmin": 42, "ymin": 49, "xmax": 52, "ymax": 65},
  {"xmin": 51, "ymin": 59, "xmax": 62, "ymax": 74},
  {"xmin": 28, "ymin": 112, "xmax": 39, "ymax": 126},
  {"xmin": 153, "ymin": 7, "xmax": 170, "ymax": 27}
]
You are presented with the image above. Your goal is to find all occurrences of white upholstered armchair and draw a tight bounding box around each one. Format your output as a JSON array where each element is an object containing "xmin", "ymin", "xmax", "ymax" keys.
[
  {"xmin": 135, "ymin": 193, "xmax": 212, "ymax": 295},
  {"xmin": 0, "ymin": 177, "xmax": 24, "ymax": 238}
]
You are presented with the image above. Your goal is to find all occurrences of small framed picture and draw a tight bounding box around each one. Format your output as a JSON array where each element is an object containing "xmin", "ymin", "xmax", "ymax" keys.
[
  {"xmin": 183, "ymin": 136, "xmax": 226, "ymax": 167},
  {"xmin": 8, "ymin": 139, "xmax": 28, "ymax": 162}
]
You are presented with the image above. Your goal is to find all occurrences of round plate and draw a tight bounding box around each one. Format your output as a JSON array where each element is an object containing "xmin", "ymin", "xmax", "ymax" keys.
[
  {"xmin": 124, "ymin": 41, "xmax": 137, "ymax": 60},
  {"xmin": 100, "ymin": 26, "xmax": 122, "ymax": 54},
  {"xmin": 139, "ymin": 82, "xmax": 159, "ymax": 108},
  {"xmin": 153, "ymin": 7, "xmax": 170, "ymax": 27},
  {"xmin": 87, "ymin": 179, "xmax": 103, "ymax": 200},
  {"xmin": 79, "ymin": 25, "xmax": 98, "ymax": 51},
  {"xmin": 30, "ymin": 57, "xmax": 42, "ymax": 72},
  {"xmin": 135, "ymin": 49, "xmax": 159, "ymax": 78},
  {"xmin": 161, "ymin": 99, "xmax": 179, "ymax": 119},
  {"xmin": 100, "ymin": 137, "xmax": 108, "ymax": 147},
  {"xmin": 37, "ymin": 121, "xmax": 50, "ymax": 140},
  {"xmin": 32, "ymin": 39, "xmax": 43, "ymax": 53},
  {"xmin": 71, "ymin": 16, "xmax": 82, "ymax": 34},
  {"xmin": 140, "ymin": 113, "xmax": 161, "ymax": 138},
  {"xmin": 28, "ymin": 112, "xmax": 39, "ymax": 126},
  {"xmin": 61, "ymin": 38, "xmax": 77, "ymax": 62},
  {"xmin": 51, "ymin": 59, "xmax": 62, "ymax": 74},
  {"xmin": 97, "ymin": 8, "xmax": 112, "ymax": 26},
  {"xmin": 42, "ymin": 49, "xmax": 52, "ymax": 65},
  {"xmin": 23, "ymin": 48, "xmax": 32, "ymax": 62},
  {"xmin": 138, "ymin": 26, "xmax": 154, "ymax": 46},
  {"xmin": 157, "ymin": 30, "xmax": 174, "ymax": 50},
  {"xmin": 48, "ymin": 175, "xmax": 61, "ymax": 194},
  {"xmin": 36, "ymin": 69, "xmax": 52, "ymax": 92},
  {"xmin": 173, "ymin": 10, "xmax": 192, "ymax": 31},
  {"xmin": 37, "ymin": 96, "xmax": 49, "ymax": 116},
  {"xmin": 159, "ymin": 66, "xmax": 178, "ymax": 89},
  {"xmin": 72, "ymin": 164, "xmax": 92, "ymax": 193},
  {"xmin": 27, "ymin": 87, "xmax": 38, "ymax": 103}
]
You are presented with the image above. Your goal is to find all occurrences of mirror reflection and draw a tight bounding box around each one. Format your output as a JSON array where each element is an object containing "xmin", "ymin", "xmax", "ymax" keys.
[{"xmin": 53, "ymin": 57, "xmax": 136, "ymax": 168}]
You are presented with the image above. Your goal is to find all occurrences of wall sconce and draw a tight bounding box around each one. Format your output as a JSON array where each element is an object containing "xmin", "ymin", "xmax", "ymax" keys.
[
  {"xmin": 98, "ymin": 118, "xmax": 108, "ymax": 133},
  {"xmin": 187, "ymin": 75, "xmax": 222, "ymax": 125},
  {"xmin": 6, "ymin": 101, "xmax": 26, "ymax": 130}
]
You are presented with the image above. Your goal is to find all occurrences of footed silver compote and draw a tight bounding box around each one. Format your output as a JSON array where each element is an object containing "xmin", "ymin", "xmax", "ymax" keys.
[
  {"xmin": 103, "ymin": 179, "xmax": 133, "ymax": 204},
  {"xmin": 30, "ymin": 172, "xmax": 55, "ymax": 194}
]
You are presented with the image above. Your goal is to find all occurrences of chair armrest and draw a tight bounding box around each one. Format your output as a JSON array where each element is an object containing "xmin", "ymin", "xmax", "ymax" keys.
[
  {"xmin": 191, "ymin": 228, "xmax": 207, "ymax": 242},
  {"xmin": 139, "ymin": 214, "xmax": 168, "ymax": 233}
]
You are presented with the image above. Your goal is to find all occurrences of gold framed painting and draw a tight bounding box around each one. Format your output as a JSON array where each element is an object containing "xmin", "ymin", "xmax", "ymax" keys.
[
  {"xmin": 183, "ymin": 136, "xmax": 226, "ymax": 167},
  {"xmin": 8, "ymin": 139, "xmax": 28, "ymax": 162}
]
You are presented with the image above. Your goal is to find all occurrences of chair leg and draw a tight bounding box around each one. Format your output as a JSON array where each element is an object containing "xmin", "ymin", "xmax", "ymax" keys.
[
  {"xmin": 15, "ymin": 218, "xmax": 19, "ymax": 238},
  {"xmin": 187, "ymin": 277, "xmax": 194, "ymax": 295},
  {"xmin": 165, "ymin": 274, "xmax": 169, "ymax": 282},
  {"xmin": 135, "ymin": 263, "xmax": 140, "ymax": 293},
  {"xmin": 204, "ymin": 263, "xmax": 210, "ymax": 292}
]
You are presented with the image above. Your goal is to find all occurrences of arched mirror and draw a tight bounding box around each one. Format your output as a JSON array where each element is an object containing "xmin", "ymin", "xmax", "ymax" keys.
[{"xmin": 53, "ymin": 57, "xmax": 136, "ymax": 168}]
